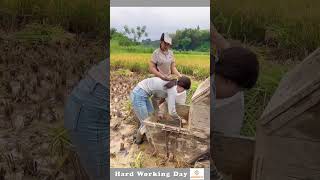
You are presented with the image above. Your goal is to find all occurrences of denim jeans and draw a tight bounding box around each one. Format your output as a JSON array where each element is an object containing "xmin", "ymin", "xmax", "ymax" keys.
[
  {"xmin": 130, "ymin": 86, "xmax": 154, "ymax": 134},
  {"xmin": 64, "ymin": 75, "xmax": 109, "ymax": 179}
]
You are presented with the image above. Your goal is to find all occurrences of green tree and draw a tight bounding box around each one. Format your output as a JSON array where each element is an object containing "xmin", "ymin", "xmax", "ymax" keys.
[
  {"xmin": 172, "ymin": 26, "xmax": 209, "ymax": 51},
  {"xmin": 123, "ymin": 25, "xmax": 148, "ymax": 42},
  {"xmin": 110, "ymin": 27, "xmax": 117, "ymax": 38}
]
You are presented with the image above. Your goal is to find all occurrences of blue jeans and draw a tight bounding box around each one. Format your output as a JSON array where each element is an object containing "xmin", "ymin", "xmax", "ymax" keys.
[
  {"xmin": 130, "ymin": 86, "xmax": 154, "ymax": 134},
  {"xmin": 64, "ymin": 75, "xmax": 109, "ymax": 179}
]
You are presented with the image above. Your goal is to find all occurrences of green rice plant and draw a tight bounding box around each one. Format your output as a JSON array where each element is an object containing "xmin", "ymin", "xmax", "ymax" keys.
[
  {"xmin": 48, "ymin": 127, "xmax": 72, "ymax": 157},
  {"xmin": 186, "ymin": 81, "xmax": 200, "ymax": 104},
  {"xmin": 128, "ymin": 62, "xmax": 146, "ymax": 73},
  {"xmin": 212, "ymin": 0, "xmax": 320, "ymax": 58},
  {"xmin": 0, "ymin": 0, "xmax": 109, "ymax": 34},
  {"xmin": 130, "ymin": 151, "xmax": 144, "ymax": 168},
  {"xmin": 12, "ymin": 23, "xmax": 74, "ymax": 44},
  {"xmin": 240, "ymin": 52, "xmax": 293, "ymax": 136}
]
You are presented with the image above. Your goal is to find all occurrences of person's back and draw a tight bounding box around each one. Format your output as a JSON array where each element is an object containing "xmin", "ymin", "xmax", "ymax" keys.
[
  {"xmin": 137, "ymin": 77, "xmax": 179, "ymax": 117},
  {"xmin": 137, "ymin": 77, "xmax": 168, "ymax": 96}
]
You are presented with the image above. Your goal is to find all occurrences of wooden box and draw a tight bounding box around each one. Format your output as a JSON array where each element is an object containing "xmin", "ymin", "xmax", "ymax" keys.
[{"xmin": 252, "ymin": 48, "xmax": 320, "ymax": 180}]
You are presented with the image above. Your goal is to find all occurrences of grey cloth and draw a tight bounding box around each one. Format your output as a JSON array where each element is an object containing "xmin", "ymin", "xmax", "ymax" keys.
[
  {"xmin": 214, "ymin": 91, "xmax": 245, "ymax": 135},
  {"xmin": 88, "ymin": 59, "xmax": 108, "ymax": 88}
]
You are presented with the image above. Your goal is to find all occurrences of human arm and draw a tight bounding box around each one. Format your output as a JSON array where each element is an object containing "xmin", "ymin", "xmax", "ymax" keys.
[
  {"xmin": 149, "ymin": 61, "xmax": 168, "ymax": 80},
  {"xmin": 167, "ymin": 87, "xmax": 183, "ymax": 127},
  {"xmin": 171, "ymin": 61, "xmax": 182, "ymax": 78}
]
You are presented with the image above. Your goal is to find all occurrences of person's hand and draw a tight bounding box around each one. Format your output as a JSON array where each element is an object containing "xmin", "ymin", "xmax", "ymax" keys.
[
  {"xmin": 157, "ymin": 111, "xmax": 164, "ymax": 120},
  {"xmin": 160, "ymin": 74, "xmax": 170, "ymax": 81},
  {"xmin": 181, "ymin": 119, "xmax": 187, "ymax": 124}
]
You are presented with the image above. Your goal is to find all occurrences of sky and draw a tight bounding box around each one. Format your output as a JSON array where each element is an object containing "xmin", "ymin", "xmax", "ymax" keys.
[{"xmin": 110, "ymin": 7, "xmax": 210, "ymax": 41}]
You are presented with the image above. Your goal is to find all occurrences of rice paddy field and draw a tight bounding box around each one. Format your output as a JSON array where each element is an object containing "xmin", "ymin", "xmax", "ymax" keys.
[
  {"xmin": 111, "ymin": 52, "xmax": 210, "ymax": 79},
  {"xmin": 0, "ymin": 0, "xmax": 109, "ymax": 35},
  {"xmin": 110, "ymin": 40, "xmax": 210, "ymax": 80},
  {"xmin": 212, "ymin": 0, "xmax": 320, "ymax": 59}
]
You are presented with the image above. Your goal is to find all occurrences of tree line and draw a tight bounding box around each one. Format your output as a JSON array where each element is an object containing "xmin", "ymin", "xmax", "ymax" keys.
[{"xmin": 111, "ymin": 25, "xmax": 210, "ymax": 52}]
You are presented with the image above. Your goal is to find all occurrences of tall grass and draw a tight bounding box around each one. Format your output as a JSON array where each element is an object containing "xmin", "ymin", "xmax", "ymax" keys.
[
  {"xmin": 240, "ymin": 47, "xmax": 295, "ymax": 136},
  {"xmin": 212, "ymin": 0, "xmax": 319, "ymax": 136},
  {"xmin": 0, "ymin": 0, "xmax": 109, "ymax": 34},
  {"xmin": 212, "ymin": 0, "xmax": 320, "ymax": 58},
  {"xmin": 110, "ymin": 53, "xmax": 210, "ymax": 79},
  {"xmin": 111, "ymin": 40, "xmax": 210, "ymax": 55}
]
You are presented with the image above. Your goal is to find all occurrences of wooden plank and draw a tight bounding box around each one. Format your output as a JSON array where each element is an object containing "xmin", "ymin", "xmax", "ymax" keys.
[
  {"xmin": 144, "ymin": 120, "xmax": 190, "ymax": 135},
  {"xmin": 260, "ymin": 48, "xmax": 320, "ymax": 124},
  {"xmin": 213, "ymin": 133, "xmax": 255, "ymax": 180},
  {"xmin": 272, "ymin": 103, "xmax": 320, "ymax": 141},
  {"xmin": 191, "ymin": 77, "xmax": 210, "ymax": 103},
  {"xmin": 263, "ymin": 88, "xmax": 320, "ymax": 135},
  {"xmin": 253, "ymin": 134, "xmax": 320, "ymax": 180}
]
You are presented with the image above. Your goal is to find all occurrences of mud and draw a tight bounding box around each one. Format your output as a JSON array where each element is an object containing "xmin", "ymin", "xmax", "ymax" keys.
[
  {"xmin": 110, "ymin": 70, "xmax": 205, "ymax": 168},
  {"xmin": 0, "ymin": 31, "xmax": 106, "ymax": 179}
]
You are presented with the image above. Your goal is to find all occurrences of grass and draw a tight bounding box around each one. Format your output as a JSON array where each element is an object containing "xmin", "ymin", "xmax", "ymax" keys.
[
  {"xmin": 186, "ymin": 81, "xmax": 200, "ymax": 104},
  {"xmin": 212, "ymin": 0, "xmax": 320, "ymax": 59},
  {"xmin": 211, "ymin": 0, "xmax": 315, "ymax": 136},
  {"xmin": 111, "ymin": 39, "xmax": 210, "ymax": 79},
  {"xmin": 111, "ymin": 52, "xmax": 209, "ymax": 79},
  {"xmin": 0, "ymin": 0, "xmax": 109, "ymax": 35},
  {"xmin": 111, "ymin": 40, "xmax": 209, "ymax": 55},
  {"xmin": 49, "ymin": 126, "xmax": 72, "ymax": 157},
  {"xmin": 130, "ymin": 151, "xmax": 144, "ymax": 168},
  {"xmin": 240, "ymin": 47, "xmax": 295, "ymax": 136},
  {"xmin": 9, "ymin": 23, "xmax": 75, "ymax": 45}
]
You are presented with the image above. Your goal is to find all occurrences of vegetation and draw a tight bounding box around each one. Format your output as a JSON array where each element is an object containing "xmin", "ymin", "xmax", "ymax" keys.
[
  {"xmin": 0, "ymin": 0, "xmax": 109, "ymax": 35},
  {"xmin": 171, "ymin": 27, "xmax": 210, "ymax": 52},
  {"xmin": 240, "ymin": 47, "xmax": 295, "ymax": 136},
  {"xmin": 111, "ymin": 26, "xmax": 210, "ymax": 52},
  {"xmin": 110, "ymin": 51, "xmax": 209, "ymax": 79},
  {"xmin": 110, "ymin": 26, "xmax": 210, "ymax": 80},
  {"xmin": 123, "ymin": 25, "xmax": 148, "ymax": 42},
  {"xmin": 212, "ymin": 0, "xmax": 320, "ymax": 59},
  {"xmin": 211, "ymin": 0, "xmax": 317, "ymax": 136}
]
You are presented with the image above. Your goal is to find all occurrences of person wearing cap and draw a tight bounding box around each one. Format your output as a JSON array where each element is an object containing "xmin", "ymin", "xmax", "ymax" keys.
[
  {"xmin": 149, "ymin": 33, "xmax": 187, "ymax": 117},
  {"xmin": 149, "ymin": 33, "xmax": 182, "ymax": 80}
]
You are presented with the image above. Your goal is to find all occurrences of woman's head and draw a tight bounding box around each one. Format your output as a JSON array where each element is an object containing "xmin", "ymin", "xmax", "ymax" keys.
[
  {"xmin": 215, "ymin": 47, "xmax": 259, "ymax": 99},
  {"xmin": 160, "ymin": 33, "xmax": 172, "ymax": 51},
  {"xmin": 164, "ymin": 76, "xmax": 191, "ymax": 93}
]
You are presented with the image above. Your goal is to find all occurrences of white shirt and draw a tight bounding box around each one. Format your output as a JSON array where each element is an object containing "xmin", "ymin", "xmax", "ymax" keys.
[{"xmin": 137, "ymin": 77, "xmax": 181, "ymax": 118}]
